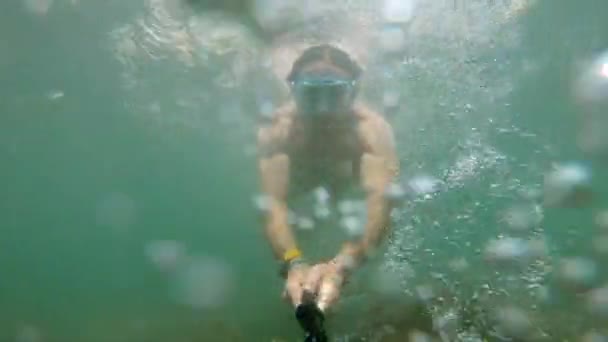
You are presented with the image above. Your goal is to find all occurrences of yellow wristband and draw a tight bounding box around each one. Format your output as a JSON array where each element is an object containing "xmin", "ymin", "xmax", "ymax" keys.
[{"xmin": 283, "ymin": 248, "xmax": 302, "ymax": 262}]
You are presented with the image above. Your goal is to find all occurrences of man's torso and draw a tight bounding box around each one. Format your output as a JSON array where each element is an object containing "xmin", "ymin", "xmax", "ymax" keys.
[{"xmin": 283, "ymin": 114, "xmax": 363, "ymax": 199}]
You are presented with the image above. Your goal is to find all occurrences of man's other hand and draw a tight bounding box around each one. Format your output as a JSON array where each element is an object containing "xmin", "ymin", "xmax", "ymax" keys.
[
  {"xmin": 315, "ymin": 259, "xmax": 346, "ymax": 313},
  {"xmin": 293, "ymin": 259, "xmax": 348, "ymax": 313},
  {"xmin": 283, "ymin": 263, "xmax": 310, "ymax": 307}
]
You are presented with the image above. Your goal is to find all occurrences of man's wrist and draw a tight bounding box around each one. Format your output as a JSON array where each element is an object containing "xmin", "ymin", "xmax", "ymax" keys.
[
  {"xmin": 279, "ymin": 247, "xmax": 305, "ymax": 279},
  {"xmin": 335, "ymin": 242, "xmax": 368, "ymax": 274}
]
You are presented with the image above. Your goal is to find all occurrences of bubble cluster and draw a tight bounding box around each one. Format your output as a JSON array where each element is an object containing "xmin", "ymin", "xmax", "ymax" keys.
[
  {"xmin": 409, "ymin": 330, "xmax": 433, "ymax": 342},
  {"xmin": 415, "ymin": 284, "xmax": 435, "ymax": 302},
  {"xmin": 557, "ymin": 257, "xmax": 598, "ymax": 291},
  {"xmin": 384, "ymin": 182, "xmax": 407, "ymax": 202},
  {"xmin": 258, "ymin": 100, "xmax": 275, "ymax": 120},
  {"xmin": 586, "ymin": 285, "xmax": 608, "ymax": 318},
  {"xmin": 252, "ymin": 194, "xmax": 271, "ymax": 213},
  {"xmin": 494, "ymin": 306, "xmax": 532, "ymax": 338},
  {"xmin": 502, "ymin": 203, "xmax": 543, "ymax": 231},
  {"xmin": 340, "ymin": 216, "xmax": 363, "ymax": 238},
  {"xmin": 314, "ymin": 186, "xmax": 331, "ymax": 204},
  {"xmin": 437, "ymin": 311, "xmax": 461, "ymax": 341},
  {"xmin": 251, "ymin": 0, "xmax": 304, "ymax": 33},
  {"xmin": 171, "ymin": 256, "xmax": 235, "ymax": 310},
  {"xmin": 144, "ymin": 240, "xmax": 185, "ymax": 273},
  {"xmin": 382, "ymin": 0, "xmax": 416, "ymax": 23},
  {"xmin": 296, "ymin": 216, "xmax": 315, "ymax": 231},
  {"xmin": 574, "ymin": 50, "xmax": 608, "ymax": 105},
  {"xmin": 95, "ymin": 192, "xmax": 137, "ymax": 233},
  {"xmin": 382, "ymin": 89, "xmax": 401, "ymax": 109},
  {"xmin": 543, "ymin": 162, "xmax": 593, "ymax": 207},
  {"xmin": 23, "ymin": 0, "xmax": 52, "ymax": 15},
  {"xmin": 47, "ymin": 90, "xmax": 64, "ymax": 101},
  {"xmin": 338, "ymin": 199, "xmax": 365, "ymax": 216},
  {"xmin": 15, "ymin": 325, "xmax": 42, "ymax": 342},
  {"xmin": 581, "ymin": 331, "xmax": 608, "ymax": 342},
  {"xmin": 592, "ymin": 234, "xmax": 608, "ymax": 255},
  {"xmin": 595, "ymin": 210, "xmax": 608, "ymax": 231},
  {"xmin": 311, "ymin": 187, "xmax": 332, "ymax": 220},
  {"xmin": 573, "ymin": 50, "xmax": 608, "ymax": 158},
  {"xmin": 407, "ymin": 175, "xmax": 441, "ymax": 196},
  {"xmin": 371, "ymin": 268, "xmax": 403, "ymax": 296},
  {"xmin": 311, "ymin": 206, "xmax": 329, "ymax": 221},
  {"xmin": 484, "ymin": 237, "xmax": 534, "ymax": 266},
  {"xmin": 448, "ymin": 257, "xmax": 469, "ymax": 272},
  {"xmin": 379, "ymin": 25, "xmax": 406, "ymax": 53}
]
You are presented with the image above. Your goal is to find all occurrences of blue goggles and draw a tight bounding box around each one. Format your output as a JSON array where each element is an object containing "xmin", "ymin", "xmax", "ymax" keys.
[{"xmin": 290, "ymin": 77, "xmax": 357, "ymax": 116}]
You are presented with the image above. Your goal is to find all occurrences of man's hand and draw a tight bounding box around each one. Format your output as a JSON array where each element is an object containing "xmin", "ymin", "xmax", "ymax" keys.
[
  {"xmin": 288, "ymin": 258, "xmax": 349, "ymax": 313},
  {"xmin": 283, "ymin": 263, "xmax": 311, "ymax": 307},
  {"xmin": 315, "ymin": 259, "xmax": 347, "ymax": 313}
]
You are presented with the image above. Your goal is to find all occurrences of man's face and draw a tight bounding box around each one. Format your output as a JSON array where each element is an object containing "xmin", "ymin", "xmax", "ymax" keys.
[{"xmin": 291, "ymin": 63, "xmax": 357, "ymax": 118}]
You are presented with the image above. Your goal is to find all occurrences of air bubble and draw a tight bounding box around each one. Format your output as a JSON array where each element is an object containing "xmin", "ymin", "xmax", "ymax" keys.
[
  {"xmin": 586, "ymin": 285, "xmax": 608, "ymax": 318},
  {"xmin": 415, "ymin": 285, "xmax": 434, "ymax": 302},
  {"xmin": 251, "ymin": 0, "xmax": 300, "ymax": 33},
  {"xmin": 434, "ymin": 310, "xmax": 459, "ymax": 341},
  {"xmin": 574, "ymin": 50, "xmax": 608, "ymax": 105},
  {"xmin": 341, "ymin": 216, "xmax": 363, "ymax": 238},
  {"xmin": 407, "ymin": 175, "xmax": 441, "ymax": 196},
  {"xmin": 370, "ymin": 270, "xmax": 401, "ymax": 297},
  {"xmin": 494, "ymin": 306, "xmax": 532, "ymax": 338},
  {"xmin": 383, "ymin": 89, "xmax": 401, "ymax": 108},
  {"xmin": 337, "ymin": 200, "xmax": 365, "ymax": 216},
  {"xmin": 581, "ymin": 331, "xmax": 608, "ymax": 342},
  {"xmin": 593, "ymin": 234, "xmax": 608, "ymax": 255},
  {"xmin": 384, "ymin": 182, "xmax": 406, "ymax": 202},
  {"xmin": 24, "ymin": 0, "xmax": 52, "ymax": 15},
  {"xmin": 144, "ymin": 240, "xmax": 186, "ymax": 273},
  {"xmin": 15, "ymin": 325, "xmax": 42, "ymax": 342},
  {"xmin": 296, "ymin": 217, "xmax": 315, "ymax": 231},
  {"xmin": 171, "ymin": 256, "xmax": 234, "ymax": 310},
  {"xmin": 543, "ymin": 162, "xmax": 593, "ymax": 207},
  {"xmin": 448, "ymin": 257, "xmax": 469, "ymax": 272},
  {"xmin": 96, "ymin": 192, "xmax": 137, "ymax": 233},
  {"xmin": 382, "ymin": 0, "xmax": 416, "ymax": 23},
  {"xmin": 314, "ymin": 187, "xmax": 331, "ymax": 204},
  {"xmin": 409, "ymin": 330, "xmax": 433, "ymax": 342},
  {"xmin": 595, "ymin": 210, "xmax": 608, "ymax": 231},
  {"xmin": 526, "ymin": 238, "xmax": 549, "ymax": 259},
  {"xmin": 536, "ymin": 285, "xmax": 550, "ymax": 302},
  {"xmin": 47, "ymin": 90, "xmax": 64, "ymax": 100},
  {"xmin": 484, "ymin": 237, "xmax": 531, "ymax": 266},
  {"xmin": 258, "ymin": 100, "xmax": 274, "ymax": 120},
  {"xmin": 557, "ymin": 257, "xmax": 598, "ymax": 291},
  {"xmin": 502, "ymin": 203, "xmax": 543, "ymax": 231},
  {"xmin": 252, "ymin": 194, "xmax": 271, "ymax": 212},
  {"xmin": 379, "ymin": 25, "xmax": 406, "ymax": 53},
  {"xmin": 313, "ymin": 204, "xmax": 331, "ymax": 220}
]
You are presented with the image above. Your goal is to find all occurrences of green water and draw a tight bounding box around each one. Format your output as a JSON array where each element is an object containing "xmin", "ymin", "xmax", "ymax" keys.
[{"xmin": 1, "ymin": 0, "xmax": 608, "ymax": 341}]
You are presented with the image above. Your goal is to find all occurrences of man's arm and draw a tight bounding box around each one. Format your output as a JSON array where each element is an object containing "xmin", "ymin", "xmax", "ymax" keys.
[
  {"xmin": 257, "ymin": 121, "xmax": 300, "ymax": 264},
  {"xmin": 337, "ymin": 110, "xmax": 400, "ymax": 268}
]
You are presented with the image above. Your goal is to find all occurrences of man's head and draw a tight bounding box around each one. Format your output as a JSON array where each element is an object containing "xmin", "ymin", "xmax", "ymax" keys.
[{"xmin": 287, "ymin": 44, "xmax": 362, "ymax": 118}]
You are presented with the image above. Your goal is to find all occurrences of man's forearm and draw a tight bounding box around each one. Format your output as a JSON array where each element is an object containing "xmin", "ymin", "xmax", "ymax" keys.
[
  {"xmin": 265, "ymin": 202, "xmax": 299, "ymax": 261},
  {"xmin": 338, "ymin": 193, "xmax": 392, "ymax": 266}
]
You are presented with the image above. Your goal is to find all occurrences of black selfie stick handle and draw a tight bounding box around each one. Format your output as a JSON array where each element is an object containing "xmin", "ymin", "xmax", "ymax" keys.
[{"xmin": 295, "ymin": 293, "xmax": 328, "ymax": 342}]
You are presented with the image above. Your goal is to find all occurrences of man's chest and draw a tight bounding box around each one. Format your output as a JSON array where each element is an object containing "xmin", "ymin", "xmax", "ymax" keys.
[{"xmin": 287, "ymin": 133, "xmax": 362, "ymax": 193}]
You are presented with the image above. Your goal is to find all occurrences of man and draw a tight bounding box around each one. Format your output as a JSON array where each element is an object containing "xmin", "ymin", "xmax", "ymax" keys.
[{"xmin": 257, "ymin": 44, "xmax": 400, "ymax": 314}]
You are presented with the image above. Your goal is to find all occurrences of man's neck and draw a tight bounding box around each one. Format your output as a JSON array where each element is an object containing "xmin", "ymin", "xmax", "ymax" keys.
[{"xmin": 294, "ymin": 111, "xmax": 356, "ymax": 133}]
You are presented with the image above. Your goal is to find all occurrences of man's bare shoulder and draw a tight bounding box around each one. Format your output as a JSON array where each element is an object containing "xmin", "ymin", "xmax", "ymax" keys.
[
  {"xmin": 257, "ymin": 102, "xmax": 296, "ymax": 155},
  {"xmin": 353, "ymin": 104, "xmax": 394, "ymax": 140},
  {"xmin": 354, "ymin": 104, "xmax": 400, "ymax": 176}
]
